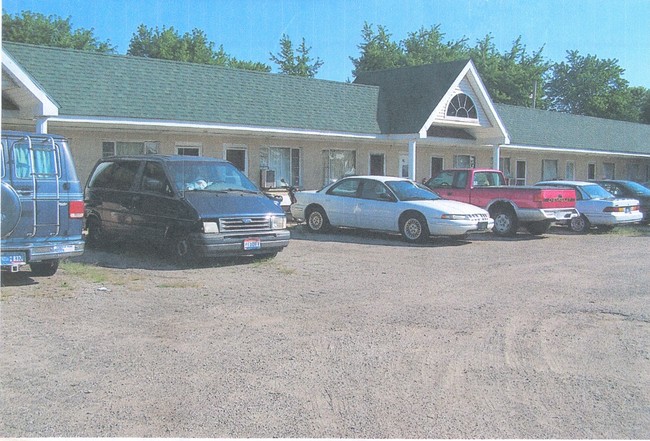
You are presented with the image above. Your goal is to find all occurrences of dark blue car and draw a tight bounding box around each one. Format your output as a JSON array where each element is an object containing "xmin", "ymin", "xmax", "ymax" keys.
[{"xmin": 1, "ymin": 131, "xmax": 85, "ymax": 276}]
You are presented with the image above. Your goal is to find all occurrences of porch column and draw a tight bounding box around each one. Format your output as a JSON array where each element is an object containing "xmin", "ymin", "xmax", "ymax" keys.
[
  {"xmin": 492, "ymin": 144, "xmax": 500, "ymax": 169},
  {"xmin": 409, "ymin": 139, "xmax": 417, "ymax": 180},
  {"xmin": 35, "ymin": 117, "xmax": 48, "ymax": 134}
]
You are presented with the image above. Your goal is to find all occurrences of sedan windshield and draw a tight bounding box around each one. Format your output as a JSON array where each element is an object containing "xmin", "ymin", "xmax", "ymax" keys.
[
  {"xmin": 167, "ymin": 161, "xmax": 259, "ymax": 193},
  {"xmin": 386, "ymin": 180, "xmax": 441, "ymax": 201},
  {"xmin": 582, "ymin": 184, "xmax": 614, "ymax": 200}
]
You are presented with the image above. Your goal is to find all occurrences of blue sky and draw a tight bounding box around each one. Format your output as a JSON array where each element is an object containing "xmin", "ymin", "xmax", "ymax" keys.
[{"xmin": 4, "ymin": 0, "xmax": 650, "ymax": 88}]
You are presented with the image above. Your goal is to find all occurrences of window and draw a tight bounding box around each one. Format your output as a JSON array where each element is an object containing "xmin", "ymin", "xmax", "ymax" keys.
[
  {"xmin": 360, "ymin": 179, "xmax": 391, "ymax": 201},
  {"xmin": 322, "ymin": 149, "xmax": 355, "ymax": 185},
  {"xmin": 565, "ymin": 161, "xmax": 575, "ymax": 180},
  {"xmin": 327, "ymin": 178, "xmax": 360, "ymax": 197},
  {"xmin": 446, "ymin": 93, "xmax": 477, "ymax": 119},
  {"xmin": 88, "ymin": 161, "xmax": 140, "ymax": 191},
  {"xmin": 102, "ymin": 141, "xmax": 159, "ymax": 157},
  {"xmin": 12, "ymin": 139, "xmax": 60, "ymax": 179},
  {"xmin": 177, "ymin": 147, "xmax": 200, "ymax": 156},
  {"xmin": 514, "ymin": 160, "xmax": 526, "ymax": 186},
  {"xmin": 141, "ymin": 161, "xmax": 173, "ymax": 196},
  {"xmin": 626, "ymin": 163, "xmax": 642, "ymax": 181},
  {"xmin": 603, "ymin": 162, "xmax": 615, "ymax": 179},
  {"xmin": 369, "ymin": 153, "xmax": 385, "ymax": 176},
  {"xmin": 542, "ymin": 159, "xmax": 558, "ymax": 180},
  {"xmin": 453, "ymin": 155, "xmax": 475, "ymax": 168},
  {"xmin": 261, "ymin": 146, "xmax": 301, "ymax": 186},
  {"xmin": 225, "ymin": 145, "xmax": 247, "ymax": 173},
  {"xmin": 587, "ymin": 163, "xmax": 596, "ymax": 180}
]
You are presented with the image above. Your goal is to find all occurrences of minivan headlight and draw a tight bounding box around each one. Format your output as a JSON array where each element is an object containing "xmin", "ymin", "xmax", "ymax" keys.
[
  {"xmin": 203, "ymin": 221, "xmax": 219, "ymax": 233},
  {"xmin": 270, "ymin": 215, "xmax": 286, "ymax": 230}
]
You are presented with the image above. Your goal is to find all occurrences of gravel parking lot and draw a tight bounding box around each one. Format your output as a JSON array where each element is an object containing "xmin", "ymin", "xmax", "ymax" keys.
[{"xmin": 1, "ymin": 225, "xmax": 649, "ymax": 438}]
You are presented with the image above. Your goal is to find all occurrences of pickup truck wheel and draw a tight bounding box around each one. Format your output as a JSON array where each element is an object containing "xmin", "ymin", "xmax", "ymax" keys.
[
  {"xmin": 569, "ymin": 215, "xmax": 590, "ymax": 233},
  {"xmin": 400, "ymin": 213, "xmax": 429, "ymax": 243},
  {"xmin": 526, "ymin": 220, "xmax": 551, "ymax": 235},
  {"xmin": 30, "ymin": 259, "xmax": 59, "ymax": 277},
  {"xmin": 306, "ymin": 207, "xmax": 330, "ymax": 233},
  {"xmin": 491, "ymin": 207, "xmax": 518, "ymax": 237}
]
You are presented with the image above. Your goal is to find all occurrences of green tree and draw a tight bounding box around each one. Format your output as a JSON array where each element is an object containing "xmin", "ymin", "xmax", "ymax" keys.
[
  {"xmin": 2, "ymin": 10, "xmax": 115, "ymax": 52},
  {"xmin": 128, "ymin": 24, "xmax": 270, "ymax": 72},
  {"xmin": 470, "ymin": 35, "xmax": 549, "ymax": 107},
  {"xmin": 402, "ymin": 25, "xmax": 469, "ymax": 66},
  {"xmin": 270, "ymin": 34, "xmax": 323, "ymax": 77},
  {"xmin": 545, "ymin": 51, "xmax": 635, "ymax": 121},
  {"xmin": 629, "ymin": 86, "xmax": 650, "ymax": 124},
  {"xmin": 350, "ymin": 23, "xmax": 404, "ymax": 76}
]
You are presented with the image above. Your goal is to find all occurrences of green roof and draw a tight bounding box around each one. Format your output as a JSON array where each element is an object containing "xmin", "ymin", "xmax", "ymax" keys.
[
  {"xmin": 495, "ymin": 104, "xmax": 650, "ymax": 155},
  {"xmin": 353, "ymin": 60, "xmax": 468, "ymax": 134},
  {"xmin": 4, "ymin": 42, "xmax": 382, "ymax": 134}
]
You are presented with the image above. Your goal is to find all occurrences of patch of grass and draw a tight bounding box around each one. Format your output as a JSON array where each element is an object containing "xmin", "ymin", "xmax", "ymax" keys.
[
  {"xmin": 607, "ymin": 225, "xmax": 650, "ymax": 237},
  {"xmin": 61, "ymin": 261, "xmax": 109, "ymax": 283}
]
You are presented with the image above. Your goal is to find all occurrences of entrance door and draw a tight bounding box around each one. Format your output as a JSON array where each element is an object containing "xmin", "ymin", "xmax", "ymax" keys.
[
  {"xmin": 369, "ymin": 153, "xmax": 385, "ymax": 175},
  {"xmin": 399, "ymin": 154, "xmax": 409, "ymax": 178},
  {"xmin": 515, "ymin": 160, "xmax": 527, "ymax": 185},
  {"xmin": 430, "ymin": 157, "xmax": 443, "ymax": 179}
]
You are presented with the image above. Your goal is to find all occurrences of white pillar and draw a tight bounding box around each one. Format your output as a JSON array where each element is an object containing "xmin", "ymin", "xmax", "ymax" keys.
[
  {"xmin": 35, "ymin": 118, "xmax": 48, "ymax": 134},
  {"xmin": 493, "ymin": 144, "xmax": 500, "ymax": 169},
  {"xmin": 409, "ymin": 139, "xmax": 417, "ymax": 180}
]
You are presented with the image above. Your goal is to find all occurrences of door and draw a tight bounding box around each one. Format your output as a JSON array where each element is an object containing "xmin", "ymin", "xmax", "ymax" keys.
[
  {"xmin": 430, "ymin": 157, "xmax": 443, "ymax": 179},
  {"xmin": 369, "ymin": 153, "xmax": 385, "ymax": 176},
  {"xmin": 426, "ymin": 170, "xmax": 471, "ymax": 203},
  {"xmin": 354, "ymin": 179, "xmax": 396, "ymax": 231},
  {"xmin": 226, "ymin": 148, "xmax": 247, "ymax": 173},
  {"xmin": 324, "ymin": 178, "xmax": 362, "ymax": 227},
  {"xmin": 399, "ymin": 154, "xmax": 409, "ymax": 178}
]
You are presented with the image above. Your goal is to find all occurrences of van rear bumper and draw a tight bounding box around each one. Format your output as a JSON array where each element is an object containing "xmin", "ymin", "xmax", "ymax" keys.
[
  {"xmin": 191, "ymin": 230, "xmax": 290, "ymax": 257},
  {"xmin": 1, "ymin": 239, "xmax": 85, "ymax": 269}
]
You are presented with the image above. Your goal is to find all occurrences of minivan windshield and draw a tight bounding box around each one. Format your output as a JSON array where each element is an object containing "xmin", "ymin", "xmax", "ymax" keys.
[{"xmin": 167, "ymin": 161, "xmax": 259, "ymax": 193}]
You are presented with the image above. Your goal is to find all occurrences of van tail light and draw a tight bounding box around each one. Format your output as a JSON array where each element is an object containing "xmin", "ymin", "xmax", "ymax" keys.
[{"xmin": 69, "ymin": 200, "xmax": 85, "ymax": 219}]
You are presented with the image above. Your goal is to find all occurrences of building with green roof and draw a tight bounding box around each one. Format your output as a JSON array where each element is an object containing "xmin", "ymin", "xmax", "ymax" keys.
[{"xmin": 2, "ymin": 42, "xmax": 649, "ymax": 189}]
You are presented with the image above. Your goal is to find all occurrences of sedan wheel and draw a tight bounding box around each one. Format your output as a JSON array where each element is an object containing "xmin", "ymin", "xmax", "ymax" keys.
[
  {"xmin": 569, "ymin": 214, "xmax": 590, "ymax": 233},
  {"xmin": 306, "ymin": 207, "xmax": 330, "ymax": 233},
  {"xmin": 400, "ymin": 213, "xmax": 429, "ymax": 243}
]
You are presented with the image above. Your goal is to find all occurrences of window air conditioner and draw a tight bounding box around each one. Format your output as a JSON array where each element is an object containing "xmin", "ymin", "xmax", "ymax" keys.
[{"xmin": 260, "ymin": 169, "xmax": 275, "ymax": 188}]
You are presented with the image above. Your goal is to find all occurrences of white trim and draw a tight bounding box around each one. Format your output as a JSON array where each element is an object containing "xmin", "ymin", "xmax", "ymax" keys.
[
  {"xmin": 502, "ymin": 143, "xmax": 650, "ymax": 158},
  {"xmin": 44, "ymin": 115, "xmax": 381, "ymax": 140},
  {"xmin": 2, "ymin": 49, "xmax": 59, "ymax": 116}
]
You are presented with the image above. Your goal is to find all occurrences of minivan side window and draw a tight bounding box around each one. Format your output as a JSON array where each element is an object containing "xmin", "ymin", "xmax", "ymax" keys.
[
  {"xmin": 141, "ymin": 161, "xmax": 173, "ymax": 196},
  {"xmin": 88, "ymin": 161, "xmax": 140, "ymax": 191}
]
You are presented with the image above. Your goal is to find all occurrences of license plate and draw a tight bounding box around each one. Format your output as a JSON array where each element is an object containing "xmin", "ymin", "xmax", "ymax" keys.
[
  {"xmin": 477, "ymin": 222, "xmax": 488, "ymax": 230},
  {"xmin": 625, "ymin": 207, "xmax": 631, "ymax": 213},
  {"xmin": 243, "ymin": 238, "xmax": 261, "ymax": 250},
  {"xmin": 1, "ymin": 252, "xmax": 26, "ymax": 265}
]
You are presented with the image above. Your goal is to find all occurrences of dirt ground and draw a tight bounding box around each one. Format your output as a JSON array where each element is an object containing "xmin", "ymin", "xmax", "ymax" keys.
[{"xmin": 1, "ymin": 225, "xmax": 649, "ymax": 438}]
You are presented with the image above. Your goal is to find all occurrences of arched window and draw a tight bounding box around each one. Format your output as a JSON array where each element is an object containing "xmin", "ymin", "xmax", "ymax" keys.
[{"xmin": 446, "ymin": 93, "xmax": 477, "ymax": 119}]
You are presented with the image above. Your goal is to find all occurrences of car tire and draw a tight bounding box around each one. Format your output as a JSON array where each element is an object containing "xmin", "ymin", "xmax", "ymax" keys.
[
  {"xmin": 30, "ymin": 259, "xmax": 59, "ymax": 277},
  {"xmin": 168, "ymin": 233, "xmax": 197, "ymax": 264},
  {"xmin": 400, "ymin": 212, "xmax": 429, "ymax": 243},
  {"xmin": 306, "ymin": 207, "xmax": 330, "ymax": 233},
  {"xmin": 85, "ymin": 216, "xmax": 105, "ymax": 247},
  {"xmin": 569, "ymin": 214, "xmax": 590, "ymax": 233},
  {"xmin": 491, "ymin": 206, "xmax": 519, "ymax": 237},
  {"xmin": 526, "ymin": 220, "xmax": 551, "ymax": 235}
]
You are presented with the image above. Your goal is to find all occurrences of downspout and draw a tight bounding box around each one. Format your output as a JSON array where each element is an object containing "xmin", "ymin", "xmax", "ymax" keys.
[
  {"xmin": 409, "ymin": 139, "xmax": 417, "ymax": 180},
  {"xmin": 493, "ymin": 144, "xmax": 500, "ymax": 170}
]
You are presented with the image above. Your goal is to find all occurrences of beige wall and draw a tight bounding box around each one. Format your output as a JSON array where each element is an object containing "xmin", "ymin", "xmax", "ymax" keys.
[{"xmin": 5, "ymin": 122, "xmax": 650, "ymax": 190}]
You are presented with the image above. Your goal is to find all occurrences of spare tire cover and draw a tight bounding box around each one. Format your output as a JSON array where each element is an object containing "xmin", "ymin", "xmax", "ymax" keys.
[{"xmin": 1, "ymin": 181, "xmax": 22, "ymax": 237}]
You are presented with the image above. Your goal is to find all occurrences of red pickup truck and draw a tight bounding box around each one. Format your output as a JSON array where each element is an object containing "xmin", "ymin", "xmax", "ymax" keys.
[{"xmin": 424, "ymin": 168, "xmax": 578, "ymax": 236}]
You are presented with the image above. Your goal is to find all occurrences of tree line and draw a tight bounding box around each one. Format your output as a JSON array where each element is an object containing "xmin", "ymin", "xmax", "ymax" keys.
[{"xmin": 3, "ymin": 10, "xmax": 649, "ymax": 124}]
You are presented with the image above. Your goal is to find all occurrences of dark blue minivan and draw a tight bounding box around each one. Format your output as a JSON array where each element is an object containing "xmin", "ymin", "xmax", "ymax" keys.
[
  {"xmin": 1, "ymin": 131, "xmax": 85, "ymax": 276},
  {"xmin": 84, "ymin": 155, "xmax": 290, "ymax": 262}
]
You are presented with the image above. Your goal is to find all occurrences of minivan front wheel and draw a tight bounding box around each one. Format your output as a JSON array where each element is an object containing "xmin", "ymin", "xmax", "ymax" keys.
[{"xmin": 168, "ymin": 233, "xmax": 196, "ymax": 264}]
